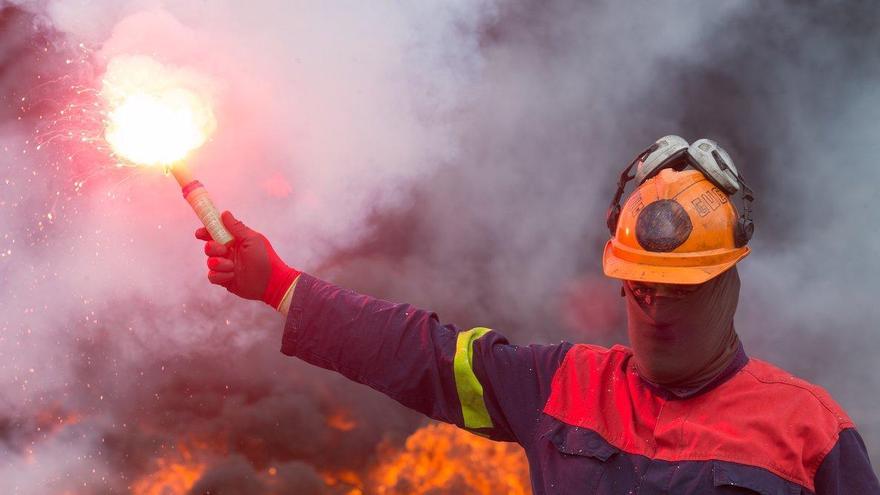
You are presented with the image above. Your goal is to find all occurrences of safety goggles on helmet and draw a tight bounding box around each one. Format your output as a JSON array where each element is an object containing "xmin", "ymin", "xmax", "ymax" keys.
[{"xmin": 636, "ymin": 135, "xmax": 741, "ymax": 195}]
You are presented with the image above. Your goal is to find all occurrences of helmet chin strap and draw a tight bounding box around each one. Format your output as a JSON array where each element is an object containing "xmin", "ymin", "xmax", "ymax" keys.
[{"xmin": 606, "ymin": 143, "xmax": 658, "ymax": 235}]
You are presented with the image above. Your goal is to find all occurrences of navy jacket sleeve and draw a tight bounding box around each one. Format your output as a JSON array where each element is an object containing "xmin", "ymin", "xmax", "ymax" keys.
[
  {"xmin": 280, "ymin": 273, "xmax": 571, "ymax": 443},
  {"xmin": 814, "ymin": 428, "xmax": 880, "ymax": 494}
]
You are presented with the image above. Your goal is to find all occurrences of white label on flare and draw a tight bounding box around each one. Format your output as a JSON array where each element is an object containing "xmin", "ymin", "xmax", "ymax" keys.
[{"xmin": 185, "ymin": 187, "xmax": 234, "ymax": 245}]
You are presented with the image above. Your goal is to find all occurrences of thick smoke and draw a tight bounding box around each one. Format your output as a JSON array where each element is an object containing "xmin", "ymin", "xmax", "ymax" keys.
[{"xmin": 1, "ymin": 0, "xmax": 878, "ymax": 493}]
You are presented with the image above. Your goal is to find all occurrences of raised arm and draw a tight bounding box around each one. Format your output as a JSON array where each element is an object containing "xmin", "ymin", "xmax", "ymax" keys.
[{"xmin": 196, "ymin": 212, "xmax": 572, "ymax": 443}]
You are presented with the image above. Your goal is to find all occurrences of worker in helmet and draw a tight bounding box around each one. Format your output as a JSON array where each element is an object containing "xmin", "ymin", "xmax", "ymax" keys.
[{"xmin": 196, "ymin": 136, "xmax": 879, "ymax": 494}]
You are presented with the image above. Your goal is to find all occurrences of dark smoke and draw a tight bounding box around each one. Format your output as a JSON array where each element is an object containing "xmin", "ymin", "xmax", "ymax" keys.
[{"xmin": 1, "ymin": 1, "xmax": 879, "ymax": 492}]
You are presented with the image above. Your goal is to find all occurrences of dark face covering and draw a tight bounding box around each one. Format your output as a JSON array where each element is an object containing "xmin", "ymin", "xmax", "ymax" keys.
[{"xmin": 624, "ymin": 267, "xmax": 741, "ymax": 390}]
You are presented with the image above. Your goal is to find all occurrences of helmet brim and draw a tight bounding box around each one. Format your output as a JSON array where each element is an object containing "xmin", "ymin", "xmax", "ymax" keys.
[{"xmin": 602, "ymin": 240, "xmax": 750, "ymax": 285}]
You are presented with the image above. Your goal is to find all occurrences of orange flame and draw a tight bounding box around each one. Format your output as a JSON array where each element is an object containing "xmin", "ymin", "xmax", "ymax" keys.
[
  {"xmin": 130, "ymin": 444, "xmax": 205, "ymax": 495},
  {"xmin": 326, "ymin": 409, "xmax": 357, "ymax": 432},
  {"xmin": 369, "ymin": 423, "xmax": 531, "ymax": 495}
]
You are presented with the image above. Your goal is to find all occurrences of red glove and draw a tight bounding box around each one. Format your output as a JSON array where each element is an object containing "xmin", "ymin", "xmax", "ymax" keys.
[{"xmin": 195, "ymin": 211, "xmax": 300, "ymax": 310}]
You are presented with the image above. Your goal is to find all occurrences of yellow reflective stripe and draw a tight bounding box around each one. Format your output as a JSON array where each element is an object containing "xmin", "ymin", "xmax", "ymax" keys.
[{"xmin": 453, "ymin": 327, "xmax": 493, "ymax": 429}]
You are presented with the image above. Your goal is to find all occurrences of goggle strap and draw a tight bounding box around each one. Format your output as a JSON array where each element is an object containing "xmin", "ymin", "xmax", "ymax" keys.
[
  {"xmin": 611, "ymin": 143, "xmax": 657, "ymax": 207},
  {"xmin": 711, "ymin": 148, "xmax": 754, "ymax": 222}
]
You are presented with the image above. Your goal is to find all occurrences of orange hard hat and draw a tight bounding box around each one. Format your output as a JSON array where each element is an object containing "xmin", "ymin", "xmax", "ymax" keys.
[{"xmin": 602, "ymin": 168, "xmax": 750, "ymax": 284}]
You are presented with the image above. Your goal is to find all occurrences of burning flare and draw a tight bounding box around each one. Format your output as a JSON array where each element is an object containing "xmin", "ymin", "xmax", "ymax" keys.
[
  {"xmin": 101, "ymin": 55, "xmax": 216, "ymax": 167},
  {"xmin": 98, "ymin": 55, "xmax": 233, "ymax": 244}
]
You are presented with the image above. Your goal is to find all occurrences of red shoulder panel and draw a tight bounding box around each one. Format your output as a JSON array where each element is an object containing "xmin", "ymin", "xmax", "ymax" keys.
[{"xmin": 542, "ymin": 345, "xmax": 854, "ymax": 492}]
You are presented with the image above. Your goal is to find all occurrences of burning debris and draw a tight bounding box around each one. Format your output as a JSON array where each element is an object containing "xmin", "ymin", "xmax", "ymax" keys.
[
  {"xmin": 130, "ymin": 445, "xmax": 205, "ymax": 495},
  {"xmin": 122, "ymin": 423, "xmax": 530, "ymax": 495},
  {"xmin": 369, "ymin": 423, "xmax": 530, "ymax": 495}
]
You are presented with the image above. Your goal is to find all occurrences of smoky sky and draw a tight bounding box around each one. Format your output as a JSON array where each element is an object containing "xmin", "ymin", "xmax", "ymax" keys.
[{"xmin": 1, "ymin": 0, "xmax": 879, "ymax": 493}]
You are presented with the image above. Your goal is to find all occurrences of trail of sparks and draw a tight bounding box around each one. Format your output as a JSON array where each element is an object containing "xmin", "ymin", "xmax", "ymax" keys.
[{"xmin": 20, "ymin": 42, "xmax": 150, "ymax": 202}]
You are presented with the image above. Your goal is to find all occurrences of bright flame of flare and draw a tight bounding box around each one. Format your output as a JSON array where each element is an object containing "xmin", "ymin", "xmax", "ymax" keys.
[{"xmin": 101, "ymin": 55, "xmax": 216, "ymax": 167}]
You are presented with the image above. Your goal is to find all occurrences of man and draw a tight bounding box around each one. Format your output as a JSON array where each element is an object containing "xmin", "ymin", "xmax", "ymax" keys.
[{"xmin": 196, "ymin": 137, "xmax": 879, "ymax": 494}]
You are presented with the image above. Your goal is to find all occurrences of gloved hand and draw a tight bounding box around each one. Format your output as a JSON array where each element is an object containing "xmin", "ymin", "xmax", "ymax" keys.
[{"xmin": 195, "ymin": 211, "xmax": 300, "ymax": 310}]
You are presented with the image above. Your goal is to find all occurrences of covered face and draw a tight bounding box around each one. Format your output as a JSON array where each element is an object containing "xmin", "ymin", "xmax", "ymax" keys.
[
  {"xmin": 603, "ymin": 166, "xmax": 750, "ymax": 389},
  {"xmin": 623, "ymin": 266, "xmax": 741, "ymax": 388}
]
